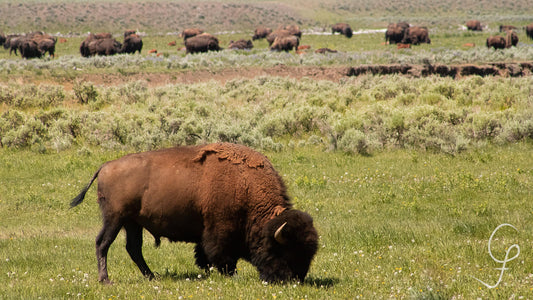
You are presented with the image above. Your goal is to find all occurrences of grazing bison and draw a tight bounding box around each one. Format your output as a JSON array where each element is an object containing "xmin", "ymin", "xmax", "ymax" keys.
[
  {"xmin": 499, "ymin": 25, "xmax": 517, "ymax": 32},
  {"xmin": 87, "ymin": 38, "xmax": 123, "ymax": 56},
  {"xmin": 270, "ymin": 35, "xmax": 300, "ymax": 52},
  {"xmin": 526, "ymin": 23, "xmax": 533, "ymax": 40},
  {"xmin": 284, "ymin": 25, "xmax": 302, "ymax": 38},
  {"xmin": 0, "ymin": 33, "xmax": 6, "ymax": 46},
  {"xmin": 37, "ymin": 38, "xmax": 57, "ymax": 58},
  {"xmin": 70, "ymin": 143, "xmax": 318, "ymax": 284},
  {"xmin": 402, "ymin": 26, "xmax": 430, "ymax": 45},
  {"xmin": 228, "ymin": 39, "xmax": 253, "ymax": 50},
  {"xmin": 80, "ymin": 33, "xmax": 113, "ymax": 57},
  {"xmin": 184, "ymin": 33, "xmax": 221, "ymax": 54},
  {"xmin": 266, "ymin": 29, "xmax": 291, "ymax": 46},
  {"xmin": 181, "ymin": 28, "xmax": 204, "ymax": 41},
  {"xmin": 505, "ymin": 30, "xmax": 518, "ymax": 48},
  {"xmin": 252, "ymin": 26, "xmax": 272, "ymax": 40},
  {"xmin": 4, "ymin": 34, "xmax": 23, "ymax": 55},
  {"xmin": 122, "ymin": 33, "xmax": 143, "ymax": 54},
  {"xmin": 486, "ymin": 36, "xmax": 506, "ymax": 49},
  {"xmin": 385, "ymin": 22, "xmax": 409, "ymax": 44},
  {"xmin": 466, "ymin": 20, "xmax": 482, "ymax": 31},
  {"xmin": 19, "ymin": 38, "xmax": 43, "ymax": 59},
  {"xmin": 331, "ymin": 23, "xmax": 353, "ymax": 38},
  {"xmin": 30, "ymin": 32, "xmax": 57, "ymax": 58}
]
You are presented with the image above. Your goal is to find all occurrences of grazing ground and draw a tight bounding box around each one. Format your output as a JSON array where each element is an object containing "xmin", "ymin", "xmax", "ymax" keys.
[{"xmin": 1, "ymin": 1, "xmax": 533, "ymax": 299}]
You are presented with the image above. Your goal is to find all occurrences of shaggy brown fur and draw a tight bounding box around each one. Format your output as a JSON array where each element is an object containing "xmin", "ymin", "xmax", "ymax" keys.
[{"xmin": 70, "ymin": 143, "xmax": 318, "ymax": 284}]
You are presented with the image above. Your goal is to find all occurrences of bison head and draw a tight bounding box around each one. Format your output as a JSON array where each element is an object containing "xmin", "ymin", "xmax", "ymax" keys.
[{"xmin": 253, "ymin": 209, "xmax": 318, "ymax": 283}]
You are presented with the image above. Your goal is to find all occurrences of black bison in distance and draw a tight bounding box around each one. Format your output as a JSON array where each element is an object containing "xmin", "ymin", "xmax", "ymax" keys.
[
  {"xmin": 70, "ymin": 143, "xmax": 318, "ymax": 284},
  {"xmin": 331, "ymin": 23, "xmax": 353, "ymax": 38}
]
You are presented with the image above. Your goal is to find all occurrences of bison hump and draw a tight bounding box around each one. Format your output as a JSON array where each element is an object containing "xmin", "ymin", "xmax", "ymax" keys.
[{"xmin": 193, "ymin": 143, "xmax": 267, "ymax": 169}]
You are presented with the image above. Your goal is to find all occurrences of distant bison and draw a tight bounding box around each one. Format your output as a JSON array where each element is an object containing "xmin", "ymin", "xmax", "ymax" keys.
[
  {"xmin": 181, "ymin": 28, "xmax": 204, "ymax": 41},
  {"xmin": 505, "ymin": 30, "xmax": 518, "ymax": 48},
  {"xmin": 526, "ymin": 23, "xmax": 533, "ymax": 40},
  {"xmin": 385, "ymin": 22, "xmax": 409, "ymax": 44},
  {"xmin": 266, "ymin": 29, "xmax": 291, "ymax": 46},
  {"xmin": 402, "ymin": 26, "xmax": 430, "ymax": 45},
  {"xmin": 270, "ymin": 35, "xmax": 300, "ymax": 52},
  {"xmin": 4, "ymin": 34, "xmax": 23, "ymax": 55},
  {"xmin": 466, "ymin": 20, "xmax": 482, "ymax": 31},
  {"xmin": 284, "ymin": 25, "xmax": 302, "ymax": 38},
  {"xmin": 87, "ymin": 38, "xmax": 123, "ymax": 56},
  {"xmin": 80, "ymin": 33, "xmax": 113, "ymax": 57},
  {"xmin": 486, "ymin": 36, "xmax": 506, "ymax": 49},
  {"xmin": 228, "ymin": 39, "xmax": 253, "ymax": 50},
  {"xmin": 499, "ymin": 25, "xmax": 517, "ymax": 32},
  {"xmin": 70, "ymin": 143, "xmax": 318, "ymax": 283},
  {"xmin": 184, "ymin": 33, "xmax": 221, "ymax": 54},
  {"xmin": 19, "ymin": 38, "xmax": 42, "ymax": 59},
  {"xmin": 122, "ymin": 33, "xmax": 143, "ymax": 54},
  {"xmin": 331, "ymin": 23, "xmax": 353, "ymax": 38},
  {"xmin": 252, "ymin": 26, "xmax": 272, "ymax": 40}
]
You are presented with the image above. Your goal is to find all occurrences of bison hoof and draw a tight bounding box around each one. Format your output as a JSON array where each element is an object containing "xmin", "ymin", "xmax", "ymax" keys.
[{"xmin": 99, "ymin": 278, "xmax": 114, "ymax": 285}]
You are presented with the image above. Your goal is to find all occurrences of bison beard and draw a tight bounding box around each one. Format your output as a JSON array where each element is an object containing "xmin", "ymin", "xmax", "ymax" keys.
[{"xmin": 70, "ymin": 143, "xmax": 318, "ymax": 284}]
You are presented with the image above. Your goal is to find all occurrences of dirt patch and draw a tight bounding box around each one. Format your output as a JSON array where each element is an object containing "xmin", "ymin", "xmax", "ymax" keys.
[{"xmin": 20, "ymin": 62, "xmax": 533, "ymax": 90}]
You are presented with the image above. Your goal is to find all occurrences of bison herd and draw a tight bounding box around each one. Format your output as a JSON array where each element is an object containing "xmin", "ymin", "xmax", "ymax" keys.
[
  {"xmin": 465, "ymin": 20, "xmax": 531, "ymax": 49},
  {"xmin": 2, "ymin": 31, "xmax": 57, "ymax": 59},
  {"xmin": 1, "ymin": 21, "xmax": 533, "ymax": 59}
]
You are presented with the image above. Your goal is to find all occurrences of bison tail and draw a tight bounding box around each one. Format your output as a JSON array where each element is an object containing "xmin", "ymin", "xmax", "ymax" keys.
[{"xmin": 70, "ymin": 167, "xmax": 102, "ymax": 208}]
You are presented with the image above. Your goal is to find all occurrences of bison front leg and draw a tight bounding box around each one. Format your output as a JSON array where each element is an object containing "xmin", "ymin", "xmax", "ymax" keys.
[
  {"xmin": 201, "ymin": 231, "xmax": 238, "ymax": 276},
  {"xmin": 95, "ymin": 219, "xmax": 123, "ymax": 284},
  {"xmin": 194, "ymin": 243, "xmax": 211, "ymax": 272},
  {"xmin": 124, "ymin": 222, "xmax": 155, "ymax": 280}
]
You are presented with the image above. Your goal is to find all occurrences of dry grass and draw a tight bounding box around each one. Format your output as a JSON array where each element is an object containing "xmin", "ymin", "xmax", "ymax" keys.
[{"xmin": 1, "ymin": 0, "xmax": 532, "ymax": 35}]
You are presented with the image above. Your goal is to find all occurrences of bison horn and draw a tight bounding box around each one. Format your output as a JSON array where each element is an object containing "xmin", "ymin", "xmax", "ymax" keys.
[{"xmin": 274, "ymin": 222, "xmax": 287, "ymax": 244}]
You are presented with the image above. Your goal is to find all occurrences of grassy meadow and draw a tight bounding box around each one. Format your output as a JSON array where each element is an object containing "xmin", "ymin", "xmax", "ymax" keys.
[
  {"xmin": 1, "ymin": 0, "xmax": 533, "ymax": 299},
  {"xmin": 1, "ymin": 145, "xmax": 533, "ymax": 299}
]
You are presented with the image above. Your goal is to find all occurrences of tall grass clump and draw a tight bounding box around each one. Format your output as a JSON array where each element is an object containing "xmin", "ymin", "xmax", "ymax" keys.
[{"xmin": 1, "ymin": 75, "xmax": 533, "ymax": 155}]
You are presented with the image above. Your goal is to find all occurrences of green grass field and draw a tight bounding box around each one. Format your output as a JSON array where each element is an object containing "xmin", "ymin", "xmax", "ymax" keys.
[{"xmin": 1, "ymin": 144, "xmax": 532, "ymax": 298}]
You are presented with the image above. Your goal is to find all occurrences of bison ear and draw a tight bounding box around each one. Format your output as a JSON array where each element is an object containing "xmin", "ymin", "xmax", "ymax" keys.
[{"xmin": 274, "ymin": 222, "xmax": 288, "ymax": 245}]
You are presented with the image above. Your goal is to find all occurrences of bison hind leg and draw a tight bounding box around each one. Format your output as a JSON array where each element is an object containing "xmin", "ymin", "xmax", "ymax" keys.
[{"xmin": 124, "ymin": 221, "xmax": 155, "ymax": 280}]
